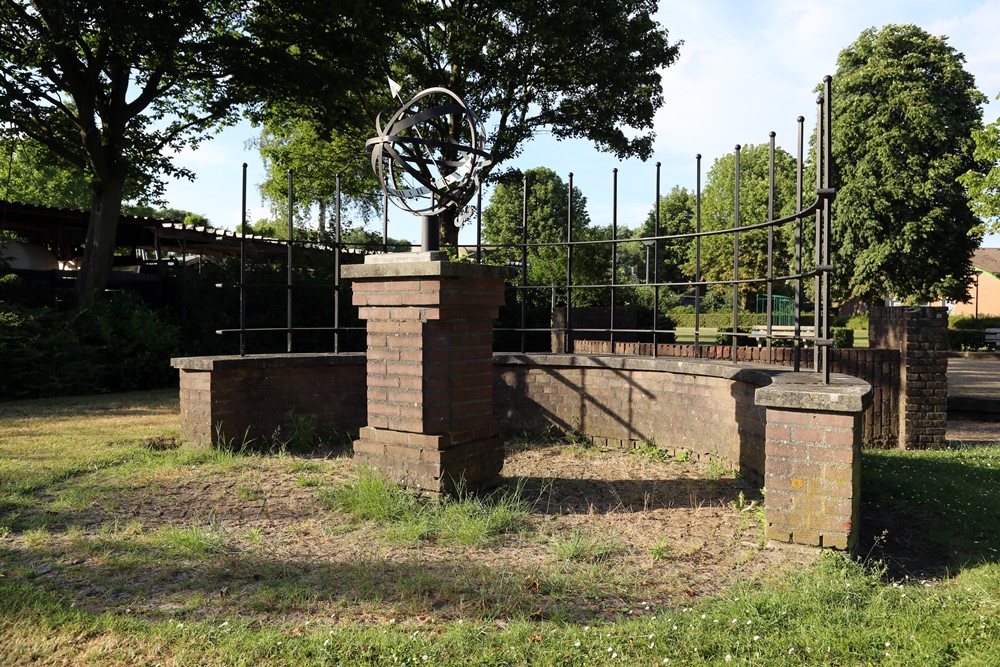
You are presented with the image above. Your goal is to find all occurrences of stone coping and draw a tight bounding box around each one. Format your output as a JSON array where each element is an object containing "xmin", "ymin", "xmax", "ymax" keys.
[
  {"xmin": 171, "ymin": 350, "xmax": 872, "ymax": 414},
  {"xmin": 170, "ymin": 352, "xmax": 365, "ymax": 372},
  {"xmin": 493, "ymin": 353, "xmax": 872, "ymax": 414},
  {"xmin": 342, "ymin": 259, "xmax": 513, "ymax": 281}
]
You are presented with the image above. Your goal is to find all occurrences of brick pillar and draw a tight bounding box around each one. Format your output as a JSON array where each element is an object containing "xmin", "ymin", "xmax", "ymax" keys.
[
  {"xmin": 763, "ymin": 409, "xmax": 862, "ymax": 550},
  {"xmin": 343, "ymin": 253, "xmax": 510, "ymax": 494},
  {"xmin": 870, "ymin": 306, "xmax": 948, "ymax": 449}
]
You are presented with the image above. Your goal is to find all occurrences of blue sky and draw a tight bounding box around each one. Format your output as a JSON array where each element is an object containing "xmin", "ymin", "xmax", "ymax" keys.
[{"xmin": 162, "ymin": 0, "xmax": 1000, "ymax": 246}]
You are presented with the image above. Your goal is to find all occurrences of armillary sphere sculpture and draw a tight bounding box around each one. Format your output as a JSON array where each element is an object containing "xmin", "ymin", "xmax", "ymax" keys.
[{"xmin": 366, "ymin": 81, "xmax": 492, "ymax": 251}]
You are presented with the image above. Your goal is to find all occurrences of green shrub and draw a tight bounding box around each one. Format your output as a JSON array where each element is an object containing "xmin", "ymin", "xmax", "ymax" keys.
[
  {"xmin": 0, "ymin": 303, "xmax": 100, "ymax": 399},
  {"xmin": 668, "ymin": 310, "xmax": 760, "ymax": 329},
  {"xmin": 0, "ymin": 293, "xmax": 180, "ymax": 400},
  {"xmin": 949, "ymin": 315, "xmax": 1000, "ymax": 330},
  {"xmin": 832, "ymin": 327, "xmax": 854, "ymax": 348},
  {"xmin": 949, "ymin": 328, "xmax": 987, "ymax": 351},
  {"xmin": 715, "ymin": 326, "xmax": 753, "ymax": 346},
  {"xmin": 845, "ymin": 313, "xmax": 869, "ymax": 330}
]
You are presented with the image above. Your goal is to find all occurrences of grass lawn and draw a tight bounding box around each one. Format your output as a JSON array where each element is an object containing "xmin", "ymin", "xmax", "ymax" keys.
[{"xmin": 1, "ymin": 390, "xmax": 998, "ymax": 665}]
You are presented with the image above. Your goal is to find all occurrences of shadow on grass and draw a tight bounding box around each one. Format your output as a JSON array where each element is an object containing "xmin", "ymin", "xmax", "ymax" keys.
[
  {"xmin": 0, "ymin": 534, "xmax": 634, "ymax": 627},
  {"xmin": 858, "ymin": 447, "xmax": 1000, "ymax": 580},
  {"xmin": 515, "ymin": 476, "xmax": 758, "ymax": 514}
]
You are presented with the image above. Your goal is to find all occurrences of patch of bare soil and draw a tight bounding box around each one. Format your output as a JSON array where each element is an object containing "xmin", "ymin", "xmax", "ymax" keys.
[{"xmin": 12, "ymin": 443, "xmax": 820, "ymax": 626}]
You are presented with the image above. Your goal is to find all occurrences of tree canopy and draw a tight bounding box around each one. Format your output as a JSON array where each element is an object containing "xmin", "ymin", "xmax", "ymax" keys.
[
  {"xmin": 830, "ymin": 24, "xmax": 985, "ymax": 304},
  {"xmin": 959, "ymin": 94, "xmax": 1000, "ymax": 235},
  {"xmin": 688, "ymin": 144, "xmax": 800, "ymax": 306},
  {"xmin": 632, "ymin": 185, "xmax": 697, "ymax": 288},
  {"xmin": 255, "ymin": 116, "xmax": 380, "ymax": 240},
  {"xmin": 481, "ymin": 167, "xmax": 609, "ymax": 305},
  {"xmin": 0, "ymin": 0, "xmax": 398, "ymax": 301},
  {"xmin": 316, "ymin": 0, "xmax": 680, "ymax": 246}
]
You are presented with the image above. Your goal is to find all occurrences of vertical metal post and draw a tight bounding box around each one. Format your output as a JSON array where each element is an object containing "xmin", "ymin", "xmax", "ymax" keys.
[
  {"xmin": 286, "ymin": 168, "xmax": 294, "ymax": 353},
  {"xmin": 695, "ymin": 154, "xmax": 702, "ymax": 356},
  {"xmin": 610, "ymin": 168, "xmax": 618, "ymax": 352},
  {"xmin": 794, "ymin": 117, "xmax": 805, "ymax": 372},
  {"xmin": 766, "ymin": 131, "xmax": 776, "ymax": 364},
  {"xmin": 334, "ymin": 172, "xmax": 342, "ymax": 353},
  {"xmin": 521, "ymin": 174, "xmax": 528, "ymax": 354},
  {"xmin": 420, "ymin": 215, "xmax": 439, "ymax": 252},
  {"xmin": 566, "ymin": 172, "xmax": 574, "ymax": 354},
  {"xmin": 239, "ymin": 163, "xmax": 247, "ymax": 357},
  {"xmin": 732, "ymin": 145, "xmax": 741, "ymax": 364},
  {"xmin": 653, "ymin": 162, "xmax": 661, "ymax": 357},
  {"xmin": 476, "ymin": 187, "xmax": 482, "ymax": 264},
  {"xmin": 814, "ymin": 96, "xmax": 823, "ymax": 374},
  {"xmin": 822, "ymin": 75, "xmax": 833, "ymax": 384},
  {"xmin": 382, "ymin": 190, "xmax": 389, "ymax": 254}
]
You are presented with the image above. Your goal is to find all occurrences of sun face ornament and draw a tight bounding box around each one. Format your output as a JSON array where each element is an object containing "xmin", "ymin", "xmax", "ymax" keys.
[{"xmin": 366, "ymin": 81, "xmax": 492, "ymax": 249}]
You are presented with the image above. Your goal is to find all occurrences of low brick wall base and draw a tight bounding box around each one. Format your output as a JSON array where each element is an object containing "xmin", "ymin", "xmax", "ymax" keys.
[
  {"xmin": 173, "ymin": 351, "xmax": 871, "ymax": 551},
  {"xmin": 495, "ymin": 354, "xmax": 871, "ymax": 551},
  {"xmin": 171, "ymin": 353, "xmax": 366, "ymax": 447}
]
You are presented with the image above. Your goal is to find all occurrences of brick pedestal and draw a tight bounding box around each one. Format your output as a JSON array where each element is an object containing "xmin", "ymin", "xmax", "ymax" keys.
[
  {"xmin": 756, "ymin": 376, "xmax": 871, "ymax": 552},
  {"xmin": 343, "ymin": 253, "xmax": 510, "ymax": 494},
  {"xmin": 870, "ymin": 306, "xmax": 948, "ymax": 449}
]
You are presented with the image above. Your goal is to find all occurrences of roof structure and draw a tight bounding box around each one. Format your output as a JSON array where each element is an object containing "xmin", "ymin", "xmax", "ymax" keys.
[
  {"xmin": 972, "ymin": 247, "xmax": 1000, "ymax": 277},
  {"xmin": 0, "ymin": 200, "xmax": 332, "ymax": 259}
]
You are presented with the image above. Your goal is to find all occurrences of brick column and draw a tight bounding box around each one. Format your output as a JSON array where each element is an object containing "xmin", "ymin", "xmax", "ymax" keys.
[
  {"xmin": 763, "ymin": 409, "xmax": 861, "ymax": 550},
  {"xmin": 756, "ymin": 376, "xmax": 871, "ymax": 552},
  {"xmin": 870, "ymin": 306, "xmax": 948, "ymax": 449},
  {"xmin": 343, "ymin": 253, "xmax": 510, "ymax": 495}
]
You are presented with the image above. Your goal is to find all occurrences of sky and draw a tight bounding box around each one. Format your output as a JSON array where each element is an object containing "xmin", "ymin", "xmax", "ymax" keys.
[{"xmin": 161, "ymin": 0, "xmax": 1000, "ymax": 246}]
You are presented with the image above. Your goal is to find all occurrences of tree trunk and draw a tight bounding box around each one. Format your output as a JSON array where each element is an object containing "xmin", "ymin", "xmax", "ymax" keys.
[
  {"xmin": 440, "ymin": 209, "xmax": 460, "ymax": 248},
  {"xmin": 318, "ymin": 199, "xmax": 327, "ymax": 242},
  {"xmin": 75, "ymin": 174, "xmax": 126, "ymax": 303}
]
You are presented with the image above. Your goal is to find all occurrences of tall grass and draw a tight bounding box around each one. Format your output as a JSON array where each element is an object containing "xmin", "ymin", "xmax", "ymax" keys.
[{"xmin": 320, "ymin": 469, "xmax": 531, "ymax": 546}]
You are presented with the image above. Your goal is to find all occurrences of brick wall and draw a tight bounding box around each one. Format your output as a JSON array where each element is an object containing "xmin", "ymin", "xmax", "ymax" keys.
[
  {"xmin": 173, "ymin": 354, "xmax": 366, "ymax": 447},
  {"xmin": 495, "ymin": 354, "xmax": 870, "ymax": 550},
  {"xmin": 495, "ymin": 356, "xmax": 765, "ymax": 487},
  {"xmin": 763, "ymin": 409, "xmax": 861, "ymax": 550},
  {"xmin": 870, "ymin": 306, "xmax": 949, "ymax": 449},
  {"xmin": 574, "ymin": 340, "xmax": 901, "ymax": 449}
]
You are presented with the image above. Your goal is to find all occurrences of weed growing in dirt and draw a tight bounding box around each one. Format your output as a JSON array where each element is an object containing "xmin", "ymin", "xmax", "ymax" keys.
[
  {"xmin": 730, "ymin": 489, "xmax": 767, "ymax": 547},
  {"xmin": 705, "ymin": 457, "xmax": 737, "ymax": 479},
  {"xmin": 154, "ymin": 523, "xmax": 234, "ymax": 559},
  {"xmin": 629, "ymin": 439, "xmax": 671, "ymax": 463},
  {"xmin": 649, "ymin": 538, "xmax": 673, "ymax": 561},
  {"xmin": 551, "ymin": 529, "xmax": 626, "ymax": 562},
  {"xmin": 319, "ymin": 470, "xmax": 531, "ymax": 546}
]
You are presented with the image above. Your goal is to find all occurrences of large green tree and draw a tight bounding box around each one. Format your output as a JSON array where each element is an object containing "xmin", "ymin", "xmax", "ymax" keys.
[
  {"xmin": 0, "ymin": 0, "xmax": 397, "ymax": 301},
  {"xmin": 255, "ymin": 116, "xmax": 379, "ymax": 240},
  {"xmin": 482, "ymin": 167, "xmax": 608, "ymax": 305},
  {"xmin": 959, "ymin": 93, "xmax": 1000, "ymax": 235},
  {"xmin": 383, "ymin": 0, "xmax": 680, "ymax": 245},
  {"xmin": 1, "ymin": 131, "xmax": 91, "ymax": 209},
  {"xmin": 688, "ymin": 144, "xmax": 800, "ymax": 306},
  {"xmin": 631, "ymin": 186, "xmax": 697, "ymax": 287},
  {"xmin": 830, "ymin": 24, "xmax": 985, "ymax": 304}
]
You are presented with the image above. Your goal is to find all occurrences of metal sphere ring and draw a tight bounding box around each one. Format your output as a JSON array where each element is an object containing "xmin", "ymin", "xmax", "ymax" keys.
[{"xmin": 367, "ymin": 87, "xmax": 492, "ymax": 220}]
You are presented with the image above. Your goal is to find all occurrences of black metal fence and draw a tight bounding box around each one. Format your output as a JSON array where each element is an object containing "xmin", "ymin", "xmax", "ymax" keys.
[{"xmin": 223, "ymin": 78, "xmax": 835, "ymax": 382}]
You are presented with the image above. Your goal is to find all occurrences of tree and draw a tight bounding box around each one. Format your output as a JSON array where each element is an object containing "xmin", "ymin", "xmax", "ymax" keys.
[
  {"xmin": 830, "ymin": 24, "xmax": 985, "ymax": 304},
  {"xmin": 255, "ymin": 116, "xmax": 379, "ymax": 239},
  {"xmin": 0, "ymin": 0, "xmax": 398, "ymax": 301},
  {"xmin": 482, "ymin": 167, "xmax": 607, "ymax": 304},
  {"xmin": 688, "ymin": 144, "xmax": 799, "ymax": 306},
  {"xmin": 631, "ymin": 186, "xmax": 697, "ymax": 287},
  {"xmin": 959, "ymin": 94, "xmax": 1000, "ymax": 235},
  {"xmin": 386, "ymin": 0, "xmax": 680, "ymax": 245},
  {"xmin": 1, "ymin": 132, "xmax": 91, "ymax": 209}
]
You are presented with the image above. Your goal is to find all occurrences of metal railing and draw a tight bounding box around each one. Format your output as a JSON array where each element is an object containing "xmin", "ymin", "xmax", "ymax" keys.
[{"xmin": 220, "ymin": 77, "xmax": 835, "ymax": 382}]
